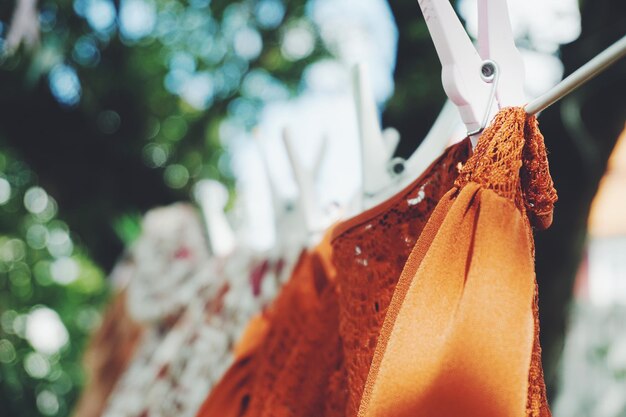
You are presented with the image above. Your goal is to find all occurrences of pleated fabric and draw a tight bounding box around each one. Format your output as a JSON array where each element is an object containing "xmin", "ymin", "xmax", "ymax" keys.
[{"xmin": 358, "ymin": 107, "xmax": 556, "ymax": 417}]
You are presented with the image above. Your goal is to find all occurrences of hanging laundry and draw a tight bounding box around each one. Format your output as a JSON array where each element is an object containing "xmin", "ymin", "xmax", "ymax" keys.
[
  {"xmin": 331, "ymin": 137, "xmax": 472, "ymax": 417},
  {"xmin": 101, "ymin": 203, "xmax": 303, "ymax": 417},
  {"xmin": 100, "ymin": 204, "xmax": 215, "ymax": 417},
  {"xmin": 124, "ymin": 204, "xmax": 211, "ymax": 324},
  {"xmin": 195, "ymin": 230, "xmax": 342, "ymax": 417},
  {"xmin": 358, "ymin": 107, "xmax": 556, "ymax": 417},
  {"xmin": 195, "ymin": 136, "xmax": 473, "ymax": 417}
]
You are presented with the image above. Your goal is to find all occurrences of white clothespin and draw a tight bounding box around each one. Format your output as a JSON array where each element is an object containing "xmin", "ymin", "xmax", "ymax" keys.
[
  {"xmin": 254, "ymin": 131, "xmax": 292, "ymax": 245},
  {"xmin": 193, "ymin": 180, "xmax": 236, "ymax": 257},
  {"xmin": 351, "ymin": 63, "xmax": 401, "ymax": 201},
  {"xmin": 417, "ymin": 0, "xmax": 525, "ymax": 145},
  {"xmin": 401, "ymin": 99, "xmax": 464, "ymax": 182},
  {"xmin": 281, "ymin": 127, "xmax": 327, "ymax": 237},
  {"xmin": 352, "ymin": 63, "xmax": 464, "ymax": 209},
  {"xmin": 256, "ymin": 129, "xmax": 322, "ymax": 250}
]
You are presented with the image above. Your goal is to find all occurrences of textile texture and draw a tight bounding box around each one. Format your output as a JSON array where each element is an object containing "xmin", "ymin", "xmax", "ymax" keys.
[{"xmin": 358, "ymin": 107, "xmax": 556, "ymax": 417}]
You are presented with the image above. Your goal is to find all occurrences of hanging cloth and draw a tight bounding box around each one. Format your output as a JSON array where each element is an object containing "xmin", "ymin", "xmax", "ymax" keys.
[
  {"xmin": 358, "ymin": 107, "xmax": 556, "ymax": 417},
  {"xmin": 330, "ymin": 137, "xmax": 472, "ymax": 417},
  {"xmin": 194, "ymin": 231, "xmax": 341, "ymax": 417},
  {"xmin": 195, "ymin": 137, "xmax": 473, "ymax": 417},
  {"xmin": 101, "ymin": 203, "xmax": 302, "ymax": 417}
]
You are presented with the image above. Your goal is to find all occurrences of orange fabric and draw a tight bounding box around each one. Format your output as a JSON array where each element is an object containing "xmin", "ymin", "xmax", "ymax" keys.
[
  {"xmin": 198, "ymin": 109, "xmax": 553, "ymax": 416},
  {"xmin": 73, "ymin": 289, "xmax": 143, "ymax": 417},
  {"xmin": 331, "ymin": 138, "xmax": 473, "ymax": 417},
  {"xmin": 358, "ymin": 107, "xmax": 555, "ymax": 417},
  {"xmin": 195, "ymin": 231, "xmax": 345, "ymax": 417},
  {"xmin": 196, "ymin": 139, "xmax": 472, "ymax": 417}
]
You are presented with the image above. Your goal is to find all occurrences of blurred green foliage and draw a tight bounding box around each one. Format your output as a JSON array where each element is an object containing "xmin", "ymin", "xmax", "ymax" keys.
[
  {"xmin": 0, "ymin": 0, "xmax": 323, "ymax": 416},
  {"xmin": 0, "ymin": 0, "xmax": 326, "ymax": 268},
  {"xmin": 0, "ymin": 146, "xmax": 108, "ymax": 417}
]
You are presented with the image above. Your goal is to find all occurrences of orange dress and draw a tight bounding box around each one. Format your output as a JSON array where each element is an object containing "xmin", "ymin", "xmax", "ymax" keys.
[
  {"xmin": 358, "ymin": 107, "xmax": 556, "ymax": 417},
  {"xmin": 195, "ymin": 138, "xmax": 473, "ymax": 417},
  {"xmin": 198, "ymin": 109, "xmax": 554, "ymax": 416}
]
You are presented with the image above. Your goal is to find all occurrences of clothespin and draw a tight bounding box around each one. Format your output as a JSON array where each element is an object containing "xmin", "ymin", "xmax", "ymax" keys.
[
  {"xmin": 401, "ymin": 99, "xmax": 463, "ymax": 183},
  {"xmin": 417, "ymin": 0, "xmax": 525, "ymax": 145},
  {"xmin": 193, "ymin": 180, "xmax": 236, "ymax": 257},
  {"xmin": 256, "ymin": 128, "xmax": 325, "ymax": 250},
  {"xmin": 351, "ymin": 63, "xmax": 401, "ymax": 201},
  {"xmin": 352, "ymin": 63, "xmax": 464, "ymax": 208},
  {"xmin": 281, "ymin": 127, "xmax": 327, "ymax": 237},
  {"xmin": 256, "ymin": 137, "xmax": 286, "ymax": 232}
]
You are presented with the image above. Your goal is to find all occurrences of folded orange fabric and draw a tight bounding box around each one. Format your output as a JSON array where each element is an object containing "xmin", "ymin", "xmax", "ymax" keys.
[{"xmin": 358, "ymin": 107, "xmax": 556, "ymax": 417}]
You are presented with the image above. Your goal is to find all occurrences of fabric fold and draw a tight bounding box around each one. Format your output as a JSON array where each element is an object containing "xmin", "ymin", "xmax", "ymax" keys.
[
  {"xmin": 359, "ymin": 184, "xmax": 535, "ymax": 417},
  {"xmin": 358, "ymin": 107, "xmax": 555, "ymax": 417}
]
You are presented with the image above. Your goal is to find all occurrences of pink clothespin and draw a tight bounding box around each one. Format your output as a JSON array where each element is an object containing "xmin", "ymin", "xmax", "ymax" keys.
[{"xmin": 417, "ymin": 0, "xmax": 525, "ymax": 145}]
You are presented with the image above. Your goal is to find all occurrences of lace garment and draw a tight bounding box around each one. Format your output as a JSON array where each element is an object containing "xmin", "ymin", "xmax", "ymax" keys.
[
  {"xmin": 331, "ymin": 138, "xmax": 472, "ymax": 417},
  {"xmin": 196, "ymin": 138, "xmax": 473, "ymax": 417},
  {"xmin": 358, "ymin": 107, "xmax": 556, "ymax": 417}
]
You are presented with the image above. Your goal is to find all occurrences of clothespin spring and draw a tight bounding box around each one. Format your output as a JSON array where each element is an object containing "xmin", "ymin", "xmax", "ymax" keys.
[
  {"xmin": 467, "ymin": 60, "xmax": 500, "ymax": 138},
  {"xmin": 381, "ymin": 61, "xmax": 501, "ymax": 177}
]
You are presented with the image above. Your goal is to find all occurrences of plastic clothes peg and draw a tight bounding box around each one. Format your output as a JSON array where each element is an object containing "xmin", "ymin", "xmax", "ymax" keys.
[
  {"xmin": 476, "ymin": 0, "xmax": 525, "ymax": 108},
  {"xmin": 352, "ymin": 63, "xmax": 464, "ymax": 209},
  {"xmin": 352, "ymin": 63, "xmax": 401, "ymax": 200},
  {"xmin": 416, "ymin": 0, "xmax": 526, "ymax": 144},
  {"xmin": 194, "ymin": 180, "xmax": 236, "ymax": 257},
  {"xmin": 281, "ymin": 127, "xmax": 327, "ymax": 236}
]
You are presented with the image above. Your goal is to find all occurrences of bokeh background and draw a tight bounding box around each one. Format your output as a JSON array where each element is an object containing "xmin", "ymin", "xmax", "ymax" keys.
[{"xmin": 0, "ymin": 0, "xmax": 625, "ymax": 416}]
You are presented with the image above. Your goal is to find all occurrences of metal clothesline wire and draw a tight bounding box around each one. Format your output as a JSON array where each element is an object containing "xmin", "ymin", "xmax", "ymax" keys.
[{"xmin": 525, "ymin": 34, "xmax": 626, "ymax": 115}]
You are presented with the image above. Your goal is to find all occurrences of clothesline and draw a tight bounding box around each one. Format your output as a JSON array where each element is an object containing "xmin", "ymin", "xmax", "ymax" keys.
[{"xmin": 525, "ymin": 35, "xmax": 626, "ymax": 115}]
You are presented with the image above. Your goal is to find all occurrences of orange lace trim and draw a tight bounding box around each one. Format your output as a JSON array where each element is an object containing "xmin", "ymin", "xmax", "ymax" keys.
[
  {"xmin": 455, "ymin": 107, "xmax": 556, "ymax": 417},
  {"xmin": 455, "ymin": 107, "xmax": 557, "ymax": 231}
]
